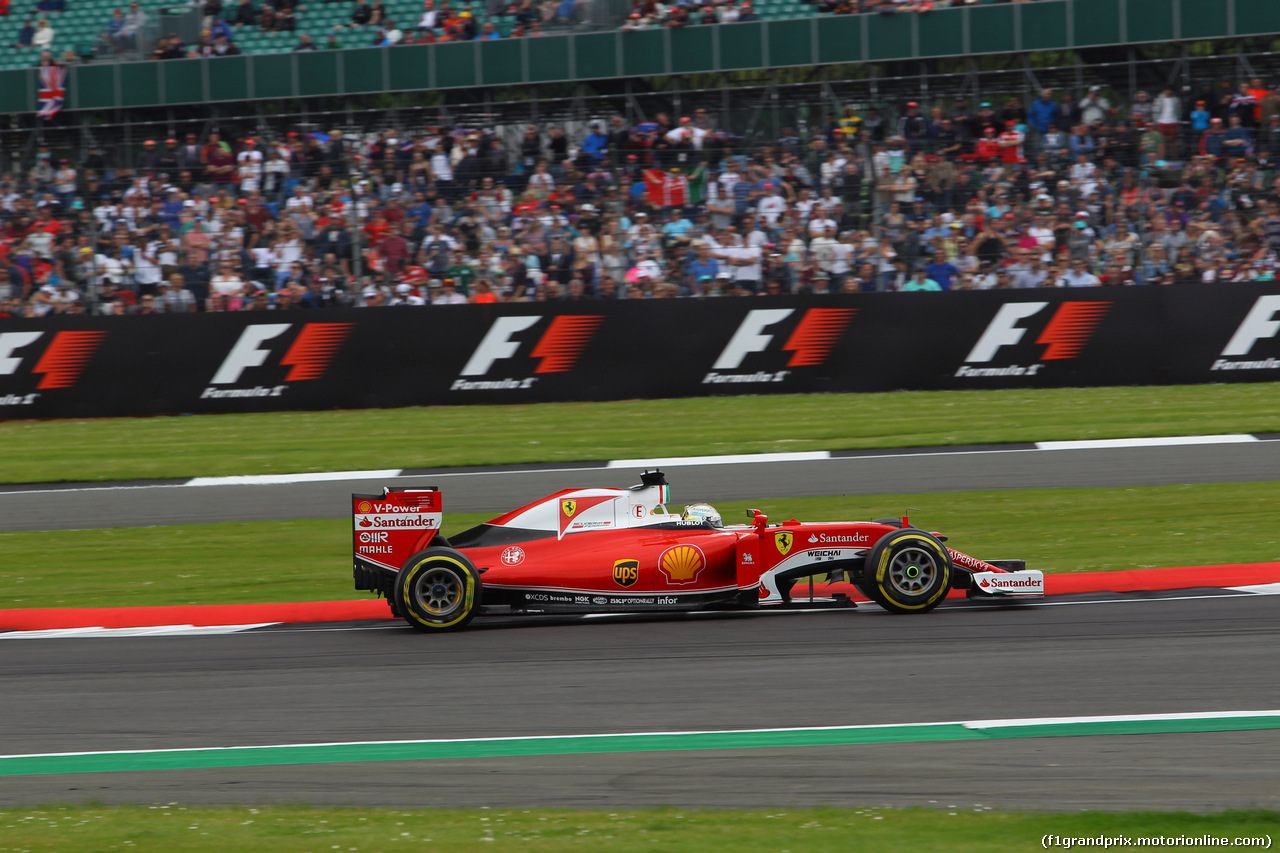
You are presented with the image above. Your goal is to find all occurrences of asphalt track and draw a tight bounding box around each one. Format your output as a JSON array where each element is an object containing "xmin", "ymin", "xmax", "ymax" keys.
[
  {"xmin": 1, "ymin": 593, "xmax": 1278, "ymax": 810},
  {"xmin": 3, "ymin": 440, "xmax": 1280, "ymax": 531},
  {"xmin": 2, "ymin": 440, "xmax": 1278, "ymax": 812}
]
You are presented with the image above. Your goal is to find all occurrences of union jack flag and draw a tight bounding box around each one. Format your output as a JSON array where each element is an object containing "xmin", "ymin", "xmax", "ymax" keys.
[{"xmin": 37, "ymin": 64, "xmax": 67, "ymax": 119}]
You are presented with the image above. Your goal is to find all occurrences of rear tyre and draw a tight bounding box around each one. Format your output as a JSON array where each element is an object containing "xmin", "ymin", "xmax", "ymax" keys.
[
  {"xmin": 395, "ymin": 548, "xmax": 482, "ymax": 632},
  {"xmin": 862, "ymin": 529, "xmax": 951, "ymax": 614}
]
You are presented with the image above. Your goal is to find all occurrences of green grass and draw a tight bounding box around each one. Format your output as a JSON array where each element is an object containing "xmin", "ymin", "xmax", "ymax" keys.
[
  {"xmin": 1, "ymin": 384, "xmax": 1278, "ymax": 484},
  {"xmin": 0, "ymin": 805, "xmax": 1274, "ymax": 851},
  {"xmin": 3, "ymin": 483, "xmax": 1276, "ymax": 609}
]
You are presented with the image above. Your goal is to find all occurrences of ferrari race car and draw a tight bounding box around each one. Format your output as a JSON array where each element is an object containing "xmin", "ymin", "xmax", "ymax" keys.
[{"xmin": 352, "ymin": 471, "xmax": 1044, "ymax": 632}]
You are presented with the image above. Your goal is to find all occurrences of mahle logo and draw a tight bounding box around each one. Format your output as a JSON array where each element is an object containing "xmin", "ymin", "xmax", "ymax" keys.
[
  {"xmin": 1213, "ymin": 295, "xmax": 1280, "ymax": 371},
  {"xmin": 705, "ymin": 308, "xmax": 856, "ymax": 385},
  {"xmin": 206, "ymin": 323, "xmax": 352, "ymax": 400},
  {"xmin": 454, "ymin": 315, "xmax": 603, "ymax": 391},
  {"xmin": 957, "ymin": 301, "xmax": 1110, "ymax": 378}
]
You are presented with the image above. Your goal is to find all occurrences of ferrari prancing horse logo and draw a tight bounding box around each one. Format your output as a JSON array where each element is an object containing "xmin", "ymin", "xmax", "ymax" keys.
[
  {"xmin": 775, "ymin": 531, "xmax": 793, "ymax": 555},
  {"xmin": 561, "ymin": 499, "xmax": 577, "ymax": 518}
]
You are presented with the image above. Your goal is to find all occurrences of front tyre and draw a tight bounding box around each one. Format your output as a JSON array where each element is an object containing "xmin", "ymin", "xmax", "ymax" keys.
[
  {"xmin": 395, "ymin": 548, "xmax": 482, "ymax": 632},
  {"xmin": 863, "ymin": 529, "xmax": 951, "ymax": 614}
]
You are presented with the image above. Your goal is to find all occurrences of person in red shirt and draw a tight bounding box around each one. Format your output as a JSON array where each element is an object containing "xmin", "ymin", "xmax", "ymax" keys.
[
  {"xmin": 378, "ymin": 224, "xmax": 410, "ymax": 275},
  {"xmin": 998, "ymin": 120, "xmax": 1026, "ymax": 164},
  {"xmin": 363, "ymin": 209, "xmax": 391, "ymax": 243},
  {"xmin": 1247, "ymin": 78, "xmax": 1271, "ymax": 124},
  {"xmin": 970, "ymin": 126, "xmax": 1000, "ymax": 162}
]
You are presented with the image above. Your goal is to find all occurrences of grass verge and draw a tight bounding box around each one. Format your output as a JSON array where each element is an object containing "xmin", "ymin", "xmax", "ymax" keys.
[
  {"xmin": 0, "ymin": 805, "xmax": 1275, "ymax": 852},
  {"xmin": 0, "ymin": 384, "xmax": 1277, "ymax": 484},
  {"xmin": 2, "ymin": 482, "xmax": 1276, "ymax": 609}
]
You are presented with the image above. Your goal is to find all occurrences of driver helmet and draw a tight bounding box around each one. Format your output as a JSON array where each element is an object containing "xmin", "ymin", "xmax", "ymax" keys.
[{"xmin": 682, "ymin": 503, "xmax": 723, "ymax": 528}]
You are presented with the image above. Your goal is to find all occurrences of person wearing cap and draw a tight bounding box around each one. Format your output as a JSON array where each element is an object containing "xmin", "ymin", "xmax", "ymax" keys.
[
  {"xmin": 432, "ymin": 277, "xmax": 467, "ymax": 305},
  {"xmin": 388, "ymin": 281, "xmax": 425, "ymax": 306},
  {"xmin": 898, "ymin": 101, "xmax": 925, "ymax": 154},
  {"xmin": 1079, "ymin": 85, "xmax": 1110, "ymax": 126},
  {"xmin": 136, "ymin": 140, "xmax": 162, "ymax": 175},
  {"xmin": 1199, "ymin": 116, "xmax": 1229, "ymax": 161}
]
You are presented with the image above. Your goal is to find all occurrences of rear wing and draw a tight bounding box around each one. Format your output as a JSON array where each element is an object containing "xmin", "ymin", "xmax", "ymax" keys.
[{"xmin": 352, "ymin": 487, "xmax": 443, "ymax": 574}]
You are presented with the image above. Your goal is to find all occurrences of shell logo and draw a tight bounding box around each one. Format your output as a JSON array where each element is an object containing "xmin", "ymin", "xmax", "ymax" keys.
[
  {"xmin": 357, "ymin": 500, "xmax": 373, "ymax": 513},
  {"xmin": 659, "ymin": 544, "xmax": 706, "ymax": 585}
]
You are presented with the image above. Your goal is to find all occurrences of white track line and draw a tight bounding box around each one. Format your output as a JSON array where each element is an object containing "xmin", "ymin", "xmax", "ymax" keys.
[
  {"xmin": 1035, "ymin": 434, "xmax": 1258, "ymax": 451},
  {"xmin": 186, "ymin": 470, "xmax": 403, "ymax": 487},
  {"xmin": 607, "ymin": 451, "xmax": 831, "ymax": 468},
  {"xmin": 1226, "ymin": 583, "xmax": 1280, "ymax": 595}
]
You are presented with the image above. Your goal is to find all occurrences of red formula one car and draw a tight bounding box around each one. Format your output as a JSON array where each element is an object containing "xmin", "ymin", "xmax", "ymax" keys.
[{"xmin": 352, "ymin": 471, "xmax": 1044, "ymax": 632}]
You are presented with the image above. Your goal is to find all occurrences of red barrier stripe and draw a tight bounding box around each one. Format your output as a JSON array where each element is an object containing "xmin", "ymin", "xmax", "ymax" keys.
[
  {"xmin": 0, "ymin": 599, "xmax": 391, "ymax": 631},
  {"xmin": 1, "ymin": 564, "xmax": 1278, "ymax": 632}
]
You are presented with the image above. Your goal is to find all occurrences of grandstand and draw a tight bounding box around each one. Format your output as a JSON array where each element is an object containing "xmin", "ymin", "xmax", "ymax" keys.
[{"xmin": 1, "ymin": 0, "xmax": 1279, "ymax": 318}]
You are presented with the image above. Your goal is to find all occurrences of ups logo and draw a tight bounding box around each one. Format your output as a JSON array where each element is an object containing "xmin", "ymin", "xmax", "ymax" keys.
[{"xmin": 613, "ymin": 559, "xmax": 639, "ymax": 588}]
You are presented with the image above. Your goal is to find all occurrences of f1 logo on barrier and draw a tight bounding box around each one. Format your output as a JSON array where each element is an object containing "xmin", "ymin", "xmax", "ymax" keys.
[
  {"xmin": 205, "ymin": 323, "xmax": 353, "ymax": 399},
  {"xmin": 957, "ymin": 301, "xmax": 1110, "ymax": 377},
  {"xmin": 0, "ymin": 330, "xmax": 107, "ymax": 407},
  {"xmin": 453, "ymin": 315, "xmax": 603, "ymax": 391},
  {"xmin": 1213, "ymin": 295, "xmax": 1280, "ymax": 371},
  {"xmin": 706, "ymin": 308, "xmax": 856, "ymax": 385}
]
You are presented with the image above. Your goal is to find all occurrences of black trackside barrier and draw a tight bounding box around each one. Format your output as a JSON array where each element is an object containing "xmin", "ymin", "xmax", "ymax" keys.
[{"xmin": 2, "ymin": 283, "xmax": 1279, "ymax": 419}]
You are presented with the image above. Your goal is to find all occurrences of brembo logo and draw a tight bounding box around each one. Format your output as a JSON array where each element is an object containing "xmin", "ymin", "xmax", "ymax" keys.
[
  {"xmin": 0, "ymin": 330, "xmax": 107, "ymax": 406},
  {"xmin": 1213, "ymin": 295, "xmax": 1280, "ymax": 371},
  {"xmin": 205, "ymin": 323, "xmax": 352, "ymax": 399},
  {"xmin": 705, "ymin": 308, "xmax": 856, "ymax": 385},
  {"xmin": 453, "ymin": 315, "xmax": 604, "ymax": 391},
  {"xmin": 957, "ymin": 301, "xmax": 1110, "ymax": 377}
]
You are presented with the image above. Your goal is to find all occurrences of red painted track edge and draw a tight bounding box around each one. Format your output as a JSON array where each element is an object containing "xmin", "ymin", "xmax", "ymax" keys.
[{"xmin": 2, "ymin": 563, "xmax": 1278, "ymax": 631}]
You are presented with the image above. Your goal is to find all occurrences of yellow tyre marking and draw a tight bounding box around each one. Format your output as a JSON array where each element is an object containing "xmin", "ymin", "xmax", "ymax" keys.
[
  {"xmin": 401, "ymin": 556, "xmax": 476, "ymax": 629},
  {"xmin": 874, "ymin": 534, "xmax": 950, "ymax": 611}
]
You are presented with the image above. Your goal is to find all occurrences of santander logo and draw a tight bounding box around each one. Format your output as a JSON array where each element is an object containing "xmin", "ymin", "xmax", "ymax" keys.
[{"xmin": 985, "ymin": 577, "xmax": 1041, "ymax": 588}]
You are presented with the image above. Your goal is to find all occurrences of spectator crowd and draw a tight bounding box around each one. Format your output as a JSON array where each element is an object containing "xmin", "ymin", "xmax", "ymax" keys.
[{"xmin": 4, "ymin": 78, "xmax": 1280, "ymax": 317}]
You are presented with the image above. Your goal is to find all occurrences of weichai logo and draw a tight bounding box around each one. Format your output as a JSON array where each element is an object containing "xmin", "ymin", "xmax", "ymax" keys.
[
  {"xmin": 956, "ymin": 301, "xmax": 1110, "ymax": 378},
  {"xmin": 0, "ymin": 330, "xmax": 107, "ymax": 407},
  {"xmin": 453, "ymin": 314, "xmax": 603, "ymax": 391},
  {"xmin": 705, "ymin": 308, "xmax": 856, "ymax": 385},
  {"xmin": 1212, "ymin": 295, "xmax": 1280, "ymax": 372},
  {"xmin": 204, "ymin": 322, "xmax": 353, "ymax": 399}
]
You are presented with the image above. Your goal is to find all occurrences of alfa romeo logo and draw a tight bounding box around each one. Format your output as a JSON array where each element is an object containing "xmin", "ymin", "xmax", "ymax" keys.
[{"xmin": 500, "ymin": 546, "xmax": 526, "ymax": 566}]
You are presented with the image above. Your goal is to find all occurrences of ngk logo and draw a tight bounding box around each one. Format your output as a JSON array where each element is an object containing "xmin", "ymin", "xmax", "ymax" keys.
[
  {"xmin": 0, "ymin": 330, "xmax": 107, "ymax": 406},
  {"xmin": 704, "ymin": 308, "xmax": 856, "ymax": 385},
  {"xmin": 956, "ymin": 301, "xmax": 1110, "ymax": 378},
  {"xmin": 1212, "ymin": 295, "xmax": 1280, "ymax": 371},
  {"xmin": 204, "ymin": 322, "xmax": 352, "ymax": 399},
  {"xmin": 452, "ymin": 315, "xmax": 603, "ymax": 391}
]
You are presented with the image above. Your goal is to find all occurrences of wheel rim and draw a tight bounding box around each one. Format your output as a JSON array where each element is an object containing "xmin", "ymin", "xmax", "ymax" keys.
[
  {"xmin": 887, "ymin": 547, "xmax": 938, "ymax": 597},
  {"xmin": 413, "ymin": 566, "xmax": 463, "ymax": 617}
]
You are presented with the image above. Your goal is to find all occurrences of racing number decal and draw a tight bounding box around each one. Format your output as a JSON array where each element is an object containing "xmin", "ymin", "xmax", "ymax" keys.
[
  {"xmin": 613, "ymin": 559, "xmax": 639, "ymax": 588},
  {"xmin": 561, "ymin": 499, "xmax": 577, "ymax": 518},
  {"xmin": 775, "ymin": 531, "xmax": 793, "ymax": 556}
]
